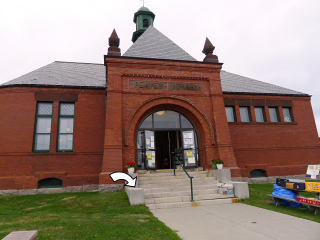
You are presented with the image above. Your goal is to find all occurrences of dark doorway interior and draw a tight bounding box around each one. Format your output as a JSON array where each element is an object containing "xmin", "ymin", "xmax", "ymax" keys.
[{"xmin": 155, "ymin": 131, "xmax": 181, "ymax": 169}]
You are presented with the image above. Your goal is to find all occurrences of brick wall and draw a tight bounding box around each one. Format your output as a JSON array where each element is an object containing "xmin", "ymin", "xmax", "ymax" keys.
[
  {"xmin": 224, "ymin": 94, "xmax": 320, "ymax": 177},
  {"xmin": 0, "ymin": 87, "xmax": 106, "ymax": 189},
  {"xmin": 1, "ymin": 58, "xmax": 320, "ymax": 190}
]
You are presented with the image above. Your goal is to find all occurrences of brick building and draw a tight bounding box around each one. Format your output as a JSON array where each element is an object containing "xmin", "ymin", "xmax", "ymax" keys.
[{"xmin": 0, "ymin": 6, "xmax": 319, "ymax": 190}]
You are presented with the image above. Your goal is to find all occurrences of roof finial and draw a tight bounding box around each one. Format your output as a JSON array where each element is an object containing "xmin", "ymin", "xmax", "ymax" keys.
[
  {"xmin": 202, "ymin": 37, "xmax": 219, "ymax": 63},
  {"xmin": 107, "ymin": 29, "xmax": 121, "ymax": 56},
  {"xmin": 142, "ymin": 0, "xmax": 144, "ymax": 7}
]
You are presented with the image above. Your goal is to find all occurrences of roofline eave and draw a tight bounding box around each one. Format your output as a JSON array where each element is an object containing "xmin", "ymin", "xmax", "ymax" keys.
[
  {"xmin": 104, "ymin": 55, "xmax": 224, "ymax": 66},
  {"xmin": 0, "ymin": 84, "xmax": 106, "ymax": 90},
  {"xmin": 222, "ymin": 91, "xmax": 311, "ymax": 98}
]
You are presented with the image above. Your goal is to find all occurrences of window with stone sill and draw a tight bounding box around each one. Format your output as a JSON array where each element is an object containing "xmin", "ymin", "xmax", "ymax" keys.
[
  {"xmin": 239, "ymin": 106, "xmax": 251, "ymax": 122},
  {"xmin": 57, "ymin": 103, "xmax": 75, "ymax": 152},
  {"xmin": 269, "ymin": 107, "xmax": 279, "ymax": 122},
  {"xmin": 33, "ymin": 102, "xmax": 53, "ymax": 152},
  {"xmin": 254, "ymin": 107, "xmax": 265, "ymax": 122},
  {"xmin": 282, "ymin": 107, "xmax": 293, "ymax": 122},
  {"xmin": 225, "ymin": 106, "xmax": 236, "ymax": 122}
]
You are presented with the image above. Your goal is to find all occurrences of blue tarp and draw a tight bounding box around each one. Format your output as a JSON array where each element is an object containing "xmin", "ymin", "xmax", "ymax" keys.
[{"xmin": 272, "ymin": 184, "xmax": 300, "ymax": 208}]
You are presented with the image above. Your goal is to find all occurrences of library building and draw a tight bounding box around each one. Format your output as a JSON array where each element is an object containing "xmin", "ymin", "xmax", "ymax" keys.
[{"xmin": 0, "ymin": 6, "xmax": 320, "ymax": 191}]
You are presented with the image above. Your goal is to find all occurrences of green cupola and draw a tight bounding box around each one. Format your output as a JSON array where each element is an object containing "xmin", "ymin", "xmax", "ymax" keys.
[{"xmin": 132, "ymin": 6, "xmax": 155, "ymax": 42}]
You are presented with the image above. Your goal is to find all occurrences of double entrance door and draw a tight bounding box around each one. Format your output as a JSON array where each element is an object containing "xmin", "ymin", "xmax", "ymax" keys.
[{"xmin": 137, "ymin": 130, "xmax": 199, "ymax": 170}]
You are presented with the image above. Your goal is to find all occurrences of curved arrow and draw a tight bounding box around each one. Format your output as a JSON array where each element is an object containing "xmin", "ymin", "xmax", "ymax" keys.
[{"xmin": 109, "ymin": 172, "xmax": 137, "ymax": 187}]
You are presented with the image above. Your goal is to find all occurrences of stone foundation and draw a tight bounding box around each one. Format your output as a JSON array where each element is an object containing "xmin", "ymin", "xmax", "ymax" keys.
[{"xmin": 0, "ymin": 184, "xmax": 101, "ymax": 196}]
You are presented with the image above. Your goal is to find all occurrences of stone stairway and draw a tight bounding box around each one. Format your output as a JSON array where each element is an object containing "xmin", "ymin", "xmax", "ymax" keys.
[{"xmin": 138, "ymin": 169, "xmax": 237, "ymax": 210}]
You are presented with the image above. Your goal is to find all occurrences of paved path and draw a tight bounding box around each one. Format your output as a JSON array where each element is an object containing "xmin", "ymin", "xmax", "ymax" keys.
[{"xmin": 151, "ymin": 203, "xmax": 320, "ymax": 240}]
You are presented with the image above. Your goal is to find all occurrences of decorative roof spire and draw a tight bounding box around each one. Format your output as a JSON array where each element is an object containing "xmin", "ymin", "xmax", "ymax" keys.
[
  {"xmin": 202, "ymin": 37, "xmax": 219, "ymax": 63},
  {"xmin": 108, "ymin": 29, "xmax": 121, "ymax": 56},
  {"xmin": 132, "ymin": 6, "xmax": 155, "ymax": 42}
]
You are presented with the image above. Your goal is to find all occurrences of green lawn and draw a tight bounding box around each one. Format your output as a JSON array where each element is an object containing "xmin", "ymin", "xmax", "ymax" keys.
[
  {"xmin": 239, "ymin": 183, "xmax": 320, "ymax": 223},
  {"xmin": 0, "ymin": 191, "xmax": 180, "ymax": 240}
]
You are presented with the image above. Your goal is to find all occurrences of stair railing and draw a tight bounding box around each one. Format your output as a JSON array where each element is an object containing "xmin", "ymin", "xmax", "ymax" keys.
[{"xmin": 173, "ymin": 155, "xmax": 194, "ymax": 202}]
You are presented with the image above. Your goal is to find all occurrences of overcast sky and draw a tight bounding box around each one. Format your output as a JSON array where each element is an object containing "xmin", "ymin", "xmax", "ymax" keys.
[{"xmin": 1, "ymin": 0, "xmax": 319, "ymax": 135}]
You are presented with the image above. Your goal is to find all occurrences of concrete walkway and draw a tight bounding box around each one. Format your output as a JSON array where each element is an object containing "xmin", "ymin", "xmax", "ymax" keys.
[{"xmin": 151, "ymin": 203, "xmax": 320, "ymax": 240}]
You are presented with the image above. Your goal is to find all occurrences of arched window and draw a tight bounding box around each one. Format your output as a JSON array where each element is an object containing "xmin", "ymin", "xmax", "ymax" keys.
[
  {"xmin": 143, "ymin": 19, "xmax": 149, "ymax": 27},
  {"xmin": 250, "ymin": 169, "xmax": 267, "ymax": 178},
  {"xmin": 38, "ymin": 178, "xmax": 62, "ymax": 188}
]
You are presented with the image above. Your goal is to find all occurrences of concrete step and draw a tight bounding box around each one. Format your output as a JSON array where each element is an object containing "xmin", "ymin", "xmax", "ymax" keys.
[
  {"xmin": 137, "ymin": 168, "xmax": 204, "ymax": 174},
  {"xmin": 147, "ymin": 198, "xmax": 238, "ymax": 210},
  {"xmin": 139, "ymin": 174, "xmax": 210, "ymax": 181},
  {"xmin": 139, "ymin": 176, "xmax": 216, "ymax": 184},
  {"xmin": 144, "ymin": 188, "xmax": 219, "ymax": 199},
  {"xmin": 138, "ymin": 171, "xmax": 208, "ymax": 177},
  {"xmin": 145, "ymin": 193, "xmax": 235, "ymax": 204},
  {"xmin": 143, "ymin": 184, "xmax": 218, "ymax": 193},
  {"xmin": 139, "ymin": 178, "xmax": 218, "ymax": 188}
]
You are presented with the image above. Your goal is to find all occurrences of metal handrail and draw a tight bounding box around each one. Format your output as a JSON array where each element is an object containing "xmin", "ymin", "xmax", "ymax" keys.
[{"xmin": 173, "ymin": 156, "xmax": 194, "ymax": 202}]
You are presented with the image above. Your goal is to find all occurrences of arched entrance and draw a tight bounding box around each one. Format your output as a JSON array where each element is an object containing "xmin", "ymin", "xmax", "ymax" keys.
[{"xmin": 137, "ymin": 110, "xmax": 199, "ymax": 170}]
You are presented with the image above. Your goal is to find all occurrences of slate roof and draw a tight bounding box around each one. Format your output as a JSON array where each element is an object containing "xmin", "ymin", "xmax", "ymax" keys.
[
  {"xmin": 0, "ymin": 61, "xmax": 308, "ymax": 96},
  {"xmin": 123, "ymin": 26, "xmax": 197, "ymax": 61},
  {"xmin": 220, "ymin": 71, "xmax": 307, "ymax": 96},
  {"xmin": 1, "ymin": 61, "xmax": 107, "ymax": 89}
]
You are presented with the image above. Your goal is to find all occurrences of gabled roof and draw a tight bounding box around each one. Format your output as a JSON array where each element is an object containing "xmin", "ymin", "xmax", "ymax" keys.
[
  {"xmin": 123, "ymin": 26, "xmax": 197, "ymax": 61},
  {"xmin": 0, "ymin": 61, "xmax": 309, "ymax": 96}
]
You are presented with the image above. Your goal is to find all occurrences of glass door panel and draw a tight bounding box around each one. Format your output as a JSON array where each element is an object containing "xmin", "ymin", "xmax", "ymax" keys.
[
  {"xmin": 182, "ymin": 130, "xmax": 197, "ymax": 168},
  {"xmin": 184, "ymin": 149, "xmax": 196, "ymax": 167},
  {"xmin": 145, "ymin": 130, "xmax": 156, "ymax": 169},
  {"xmin": 137, "ymin": 131, "xmax": 145, "ymax": 169}
]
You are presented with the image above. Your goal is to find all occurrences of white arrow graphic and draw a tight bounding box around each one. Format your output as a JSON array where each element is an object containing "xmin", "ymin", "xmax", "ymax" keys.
[{"xmin": 109, "ymin": 172, "xmax": 137, "ymax": 187}]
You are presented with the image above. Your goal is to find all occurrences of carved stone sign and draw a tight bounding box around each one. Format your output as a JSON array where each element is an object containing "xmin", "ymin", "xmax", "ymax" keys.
[{"xmin": 129, "ymin": 80, "xmax": 203, "ymax": 91}]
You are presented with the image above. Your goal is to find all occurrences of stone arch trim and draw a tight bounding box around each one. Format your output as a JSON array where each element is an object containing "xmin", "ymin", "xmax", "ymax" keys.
[{"xmin": 124, "ymin": 95, "xmax": 215, "ymax": 146}]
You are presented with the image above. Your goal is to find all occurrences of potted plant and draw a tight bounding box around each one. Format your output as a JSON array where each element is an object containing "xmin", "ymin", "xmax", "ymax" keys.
[
  {"xmin": 126, "ymin": 161, "xmax": 136, "ymax": 174},
  {"xmin": 211, "ymin": 158, "xmax": 218, "ymax": 170},
  {"xmin": 216, "ymin": 159, "xmax": 224, "ymax": 170}
]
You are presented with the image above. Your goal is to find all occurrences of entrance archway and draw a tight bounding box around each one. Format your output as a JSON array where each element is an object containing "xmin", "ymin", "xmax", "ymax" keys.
[{"xmin": 137, "ymin": 110, "xmax": 199, "ymax": 170}]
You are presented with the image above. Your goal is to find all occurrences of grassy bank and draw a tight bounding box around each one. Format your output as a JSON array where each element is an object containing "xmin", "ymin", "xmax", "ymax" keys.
[
  {"xmin": 0, "ymin": 191, "xmax": 180, "ymax": 240},
  {"xmin": 239, "ymin": 183, "xmax": 320, "ymax": 223}
]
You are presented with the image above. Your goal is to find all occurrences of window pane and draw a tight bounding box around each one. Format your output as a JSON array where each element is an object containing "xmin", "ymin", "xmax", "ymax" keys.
[
  {"xmin": 38, "ymin": 103, "xmax": 53, "ymax": 115},
  {"xmin": 36, "ymin": 118, "xmax": 52, "ymax": 133},
  {"xmin": 59, "ymin": 118, "xmax": 74, "ymax": 133},
  {"xmin": 269, "ymin": 107, "xmax": 279, "ymax": 122},
  {"xmin": 137, "ymin": 150, "xmax": 145, "ymax": 168},
  {"xmin": 58, "ymin": 134, "xmax": 73, "ymax": 150},
  {"xmin": 34, "ymin": 134, "xmax": 50, "ymax": 151},
  {"xmin": 254, "ymin": 107, "xmax": 265, "ymax": 122},
  {"xmin": 181, "ymin": 115, "xmax": 193, "ymax": 128},
  {"xmin": 145, "ymin": 130, "xmax": 155, "ymax": 150},
  {"xmin": 182, "ymin": 130, "xmax": 195, "ymax": 149},
  {"xmin": 146, "ymin": 150, "xmax": 155, "ymax": 168},
  {"xmin": 240, "ymin": 107, "xmax": 250, "ymax": 122},
  {"xmin": 60, "ymin": 103, "xmax": 75, "ymax": 115},
  {"xmin": 184, "ymin": 149, "xmax": 196, "ymax": 167},
  {"xmin": 140, "ymin": 115, "xmax": 153, "ymax": 128},
  {"xmin": 225, "ymin": 107, "xmax": 235, "ymax": 122},
  {"xmin": 137, "ymin": 131, "xmax": 145, "ymax": 149},
  {"xmin": 283, "ymin": 108, "xmax": 292, "ymax": 122},
  {"xmin": 154, "ymin": 110, "xmax": 180, "ymax": 128}
]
